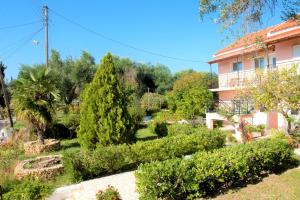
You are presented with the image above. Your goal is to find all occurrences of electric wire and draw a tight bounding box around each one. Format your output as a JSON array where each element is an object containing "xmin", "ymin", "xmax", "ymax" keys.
[
  {"xmin": 1, "ymin": 27, "xmax": 44, "ymax": 61},
  {"xmin": 0, "ymin": 21, "xmax": 41, "ymax": 30},
  {"xmin": 49, "ymin": 8, "xmax": 205, "ymax": 63}
]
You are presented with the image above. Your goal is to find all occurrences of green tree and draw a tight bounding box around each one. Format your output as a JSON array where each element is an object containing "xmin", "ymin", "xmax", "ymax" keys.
[
  {"xmin": 176, "ymin": 86, "xmax": 213, "ymax": 120},
  {"xmin": 49, "ymin": 50, "xmax": 96, "ymax": 105},
  {"xmin": 78, "ymin": 53, "xmax": 134, "ymax": 149},
  {"xmin": 140, "ymin": 92, "xmax": 166, "ymax": 112},
  {"xmin": 199, "ymin": 0, "xmax": 300, "ymax": 32},
  {"xmin": 241, "ymin": 66, "xmax": 300, "ymax": 132},
  {"xmin": 11, "ymin": 67, "xmax": 60, "ymax": 144}
]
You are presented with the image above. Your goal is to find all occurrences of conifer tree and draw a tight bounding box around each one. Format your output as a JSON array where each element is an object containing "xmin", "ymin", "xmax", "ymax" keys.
[{"xmin": 78, "ymin": 52, "xmax": 134, "ymax": 149}]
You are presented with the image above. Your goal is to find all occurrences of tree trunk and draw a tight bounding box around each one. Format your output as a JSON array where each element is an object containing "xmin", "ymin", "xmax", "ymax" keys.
[
  {"xmin": 283, "ymin": 113, "xmax": 292, "ymax": 133},
  {"xmin": 37, "ymin": 130, "xmax": 45, "ymax": 144}
]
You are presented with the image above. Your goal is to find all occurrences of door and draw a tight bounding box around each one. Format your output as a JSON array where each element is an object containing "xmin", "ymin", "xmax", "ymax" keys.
[{"xmin": 267, "ymin": 112, "xmax": 278, "ymax": 129}]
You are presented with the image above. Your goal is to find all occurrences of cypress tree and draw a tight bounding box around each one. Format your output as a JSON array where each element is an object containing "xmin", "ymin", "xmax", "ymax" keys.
[{"xmin": 78, "ymin": 52, "xmax": 133, "ymax": 149}]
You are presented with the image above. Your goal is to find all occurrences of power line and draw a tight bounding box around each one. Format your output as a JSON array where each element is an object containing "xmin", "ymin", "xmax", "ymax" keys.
[
  {"xmin": 49, "ymin": 8, "xmax": 205, "ymax": 63},
  {"xmin": 2, "ymin": 27, "xmax": 44, "ymax": 61},
  {"xmin": 0, "ymin": 21, "xmax": 41, "ymax": 30}
]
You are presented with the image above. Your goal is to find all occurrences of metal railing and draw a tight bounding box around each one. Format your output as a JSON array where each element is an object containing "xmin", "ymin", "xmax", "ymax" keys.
[{"xmin": 217, "ymin": 60, "xmax": 300, "ymax": 89}]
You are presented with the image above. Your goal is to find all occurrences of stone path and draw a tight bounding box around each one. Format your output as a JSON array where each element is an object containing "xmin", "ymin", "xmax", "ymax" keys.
[{"xmin": 47, "ymin": 171, "xmax": 138, "ymax": 200}]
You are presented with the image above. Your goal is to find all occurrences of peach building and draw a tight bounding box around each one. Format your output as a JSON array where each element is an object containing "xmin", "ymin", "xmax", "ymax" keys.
[{"xmin": 206, "ymin": 18, "xmax": 300, "ymax": 137}]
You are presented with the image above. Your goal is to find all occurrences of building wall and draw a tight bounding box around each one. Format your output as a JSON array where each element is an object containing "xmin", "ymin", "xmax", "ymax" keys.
[
  {"xmin": 218, "ymin": 90, "xmax": 238, "ymax": 101},
  {"xmin": 275, "ymin": 37, "xmax": 300, "ymax": 62}
]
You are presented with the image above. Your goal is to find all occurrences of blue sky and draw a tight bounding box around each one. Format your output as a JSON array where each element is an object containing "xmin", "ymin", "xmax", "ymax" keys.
[{"xmin": 0, "ymin": 0, "xmax": 283, "ymax": 79}]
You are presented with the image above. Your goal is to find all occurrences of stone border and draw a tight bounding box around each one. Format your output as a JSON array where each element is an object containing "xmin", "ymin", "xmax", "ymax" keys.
[
  {"xmin": 14, "ymin": 155, "xmax": 64, "ymax": 180},
  {"xmin": 24, "ymin": 139, "xmax": 60, "ymax": 155}
]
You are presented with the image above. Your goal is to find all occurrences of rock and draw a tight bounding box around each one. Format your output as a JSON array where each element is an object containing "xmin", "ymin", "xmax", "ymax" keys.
[
  {"xmin": 24, "ymin": 139, "xmax": 60, "ymax": 155},
  {"xmin": 14, "ymin": 155, "xmax": 64, "ymax": 180}
]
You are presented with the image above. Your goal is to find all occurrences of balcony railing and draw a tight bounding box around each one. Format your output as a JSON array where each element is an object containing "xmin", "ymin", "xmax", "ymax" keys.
[{"xmin": 218, "ymin": 59, "xmax": 300, "ymax": 89}]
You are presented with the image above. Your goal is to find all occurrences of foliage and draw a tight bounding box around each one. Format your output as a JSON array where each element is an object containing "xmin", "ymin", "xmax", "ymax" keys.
[
  {"xmin": 167, "ymin": 71, "xmax": 214, "ymax": 118},
  {"xmin": 49, "ymin": 50, "xmax": 96, "ymax": 105},
  {"xmin": 167, "ymin": 124, "xmax": 209, "ymax": 137},
  {"xmin": 176, "ymin": 86, "xmax": 213, "ymax": 119},
  {"xmin": 199, "ymin": 0, "xmax": 300, "ymax": 33},
  {"xmin": 11, "ymin": 66, "xmax": 60, "ymax": 144},
  {"xmin": 96, "ymin": 185, "xmax": 121, "ymax": 200},
  {"xmin": 244, "ymin": 124, "xmax": 265, "ymax": 133},
  {"xmin": 3, "ymin": 179, "xmax": 52, "ymax": 200},
  {"xmin": 78, "ymin": 53, "xmax": 134, "ymax": 149},
  {"xmin": 140, "ymin": 92, "xmax": 166, "ymax": 112},
  {"xmin": 149, "ymin": 120, "xmax": 168, "ymax": 137},
  {"xmin": 240, "ymin": 66, "xmax": 300, "ymax": 132},
  {"xmin": 135, "ymin": 138, "xmax": 293, "ymax": 199},
  {"xmin": 63, "ymin": 130, "xmax": 225, "ymax": 181}
]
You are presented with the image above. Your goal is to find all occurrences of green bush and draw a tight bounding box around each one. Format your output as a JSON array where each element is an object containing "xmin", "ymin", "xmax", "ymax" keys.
[
  {"xmin": 135, "ymin": 138, "xmax": 293, "ymax": 200},
  {"xmin": 167, "ymin": 124, "xmax": 208, "ymax": 137},
  {"xmin": 3, "ymin": 179, "xmax": 52, "ymax": 200},
  {"xmin": 149, "ymin": 120, "xmax": 168, "ymax": 137},
  {"xmin": 96, "ymin": 185, "xmax": 121, "ymax": 200},
  {"xmin": 63, "ymin": 129, "xmax": 225, "ymax": 181},
  {"xmin": 140, "ymin": 92, "xmax": 166, "ymax": 112}
]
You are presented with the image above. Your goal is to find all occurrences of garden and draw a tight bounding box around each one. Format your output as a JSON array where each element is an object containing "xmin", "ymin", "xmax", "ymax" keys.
[{"xmin": 0, "ymin": 52, "xmax": 299, "ymax": 200}]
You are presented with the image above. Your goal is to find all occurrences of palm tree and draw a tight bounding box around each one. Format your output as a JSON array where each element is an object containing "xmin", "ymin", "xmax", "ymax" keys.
[{"xmin": 11, "ymin": 66, "xmax": 60, "ymax": 144}]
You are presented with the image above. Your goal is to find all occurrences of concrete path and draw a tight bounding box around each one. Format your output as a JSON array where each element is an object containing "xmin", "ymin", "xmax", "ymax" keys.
[
  {"xmin": 47, "ymin": 171, "xmax": 138, "ymax": 200},
  {"xmin": 294, "ymin": 148, "xmax": 300, "ymax": 156}
]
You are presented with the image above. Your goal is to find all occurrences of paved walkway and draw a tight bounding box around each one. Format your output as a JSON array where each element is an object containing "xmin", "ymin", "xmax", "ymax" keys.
[
  {"xmin": 47, "ymin": 171, "xmax": 138, "ymax": 200},
  {"xmin": 294, "ymin": 148, "xmax": 300, "ymax": 156}
]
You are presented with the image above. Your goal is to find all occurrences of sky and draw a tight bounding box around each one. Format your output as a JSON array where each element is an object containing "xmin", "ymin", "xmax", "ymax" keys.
[{"xmin": 0, "ymin": 0, "xmax": 284, "ymax": 79}]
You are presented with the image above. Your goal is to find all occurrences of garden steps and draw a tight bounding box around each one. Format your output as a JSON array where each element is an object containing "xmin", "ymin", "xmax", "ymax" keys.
[{"xmin": 47, "ymin": 171, "xmax": 138, "ymax": 200}]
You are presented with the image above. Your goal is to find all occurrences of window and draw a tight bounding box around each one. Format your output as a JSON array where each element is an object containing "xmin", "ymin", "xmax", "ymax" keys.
[
  {"xmin": 269, "ymin": 56, "xmax": 277, "ymax": 68},
  {"xmin": 255, "ymin": 57, "xmax": 265, "ymax": 69},
  {"xmin": 293, "ymin": 45, "xmax": 300, "ymax": 58},
  {"xmin": 232, "ymin": 62, "xmax": 243, "ymax": 71}
]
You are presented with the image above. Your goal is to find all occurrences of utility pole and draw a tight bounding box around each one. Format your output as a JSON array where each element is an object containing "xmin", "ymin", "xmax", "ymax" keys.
[
  {"xmin": 147, "ymin": 87, "xmax": 150, "ymax": 109},
  {"xmin": 43, "ymin": 5, "xmax": 49, "ymax": 67},
  {"xmin": 0, "ymin": 63, "xmax": 13, "ymax": 128}
]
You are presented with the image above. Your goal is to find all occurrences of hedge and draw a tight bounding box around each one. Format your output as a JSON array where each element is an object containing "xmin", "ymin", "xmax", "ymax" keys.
[
  {"xmin": 135, "ymin": 138, "xmax": 294, "ymax": 200},
  {"xmin": 63, "ymin": 129, "xmax": 225, "ymax": 181}
]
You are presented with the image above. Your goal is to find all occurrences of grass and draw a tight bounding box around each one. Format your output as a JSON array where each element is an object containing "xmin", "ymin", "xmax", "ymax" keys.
[
  {"xmin": 0, "ymin": 138, "xmax": 81, "ymax": 198},
  {"xmin": 213, "ymin": 156, "xmax": 300, "ymax": 200},
  {"xmin": 135, "ymin": 127, "xmax": 157, "ymax": 140}
]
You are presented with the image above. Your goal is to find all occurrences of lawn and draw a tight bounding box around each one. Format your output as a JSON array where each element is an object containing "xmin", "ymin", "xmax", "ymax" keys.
[
  {"xmin": 135, "ymin": 127, "xmax": 157, "ymax": 140},
  {"xmin": 214, "ymin": 165, "xmax": 300, "ymax": 200}
]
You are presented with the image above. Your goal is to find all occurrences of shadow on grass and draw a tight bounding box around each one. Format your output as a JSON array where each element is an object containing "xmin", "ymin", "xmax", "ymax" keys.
[{"xmin": 206, "ymin": 156, "xmax": 300, "ymax": 199}]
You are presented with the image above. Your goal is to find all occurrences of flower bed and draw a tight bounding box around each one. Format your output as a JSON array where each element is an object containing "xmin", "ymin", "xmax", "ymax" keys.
[
  {"xmin": 14, "ymin": 155, "xmax": 63, "ymax": 180},
  {"xmin": 135, "ymin": 138, "xmax": 293, "ymax": 199}
]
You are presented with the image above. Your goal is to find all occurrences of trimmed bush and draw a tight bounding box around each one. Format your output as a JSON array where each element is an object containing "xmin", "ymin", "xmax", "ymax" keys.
[
  {"xmin": 3, "ymin": 179, "xmax": 52, "ymax": 200},
  {"xmin": 63, "ymin": 129, "xmax": 225, "ymax": 181},
  {"xmin": 149, "ymin": 120, "xmax": 168, "ymax": 137},
  {"xmin": 167, "ymin": 124, "xmax": 209, "ymax": 137},
  {"xmin": 135, "ymin": 138, "xmax": 293, "ymax": 200}
]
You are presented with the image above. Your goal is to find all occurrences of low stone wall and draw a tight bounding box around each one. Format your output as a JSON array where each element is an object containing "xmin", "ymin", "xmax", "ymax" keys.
[
  {"xmin": 24, "ymin": 139, "xmax": 60, "ymax": 155},
  {"xmin": 14, "ymin": 155, "xmax": 64, "ymax": 180}
]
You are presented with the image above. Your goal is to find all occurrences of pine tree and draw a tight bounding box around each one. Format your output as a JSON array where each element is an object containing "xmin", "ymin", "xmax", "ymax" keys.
[{"xmin": 78, "ymin": 52, "xmax": 134, "ymax": 149}]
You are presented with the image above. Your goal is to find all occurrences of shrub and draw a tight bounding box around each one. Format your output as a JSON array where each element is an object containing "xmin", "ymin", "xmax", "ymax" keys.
[
  {"xmin": 78, "ymin": 53, "xmax": 134, "ymax": 149},
  {"xmin": 96, "ymin": 185, "xmax": 121, "ymax": 200},
  {"xmin": 135, "ymin": 138, "xmax": 293, "ymax": 199},
  {"xmin": 140, "ymin": 92, "xmax": 166, "ymax": 112},
  {"xmin": 149, "ymin": 120, "xmax": 168, "ymax": 137},
  {"xmin": 63, "ymin": 129, "xmax": 225, "ymax": 181},
  {"xmin": 3, "ymin": 179, "xmax": 52, "ymax": 200},
  {"xmin": 167, "ymin": 124, "xmax": 208, "ymax": 137}
]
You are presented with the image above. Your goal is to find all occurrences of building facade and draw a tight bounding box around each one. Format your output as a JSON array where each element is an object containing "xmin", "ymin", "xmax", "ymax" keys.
[{"xmin": 206, "ymin": 18, "xmax": 300, "ymax": 134}]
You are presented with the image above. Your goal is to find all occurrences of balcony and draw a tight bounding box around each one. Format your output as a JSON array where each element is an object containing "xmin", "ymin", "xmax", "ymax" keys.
[{"xmin": 211, "ymin": 59, "xmax": 300, "ymax": 91}]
